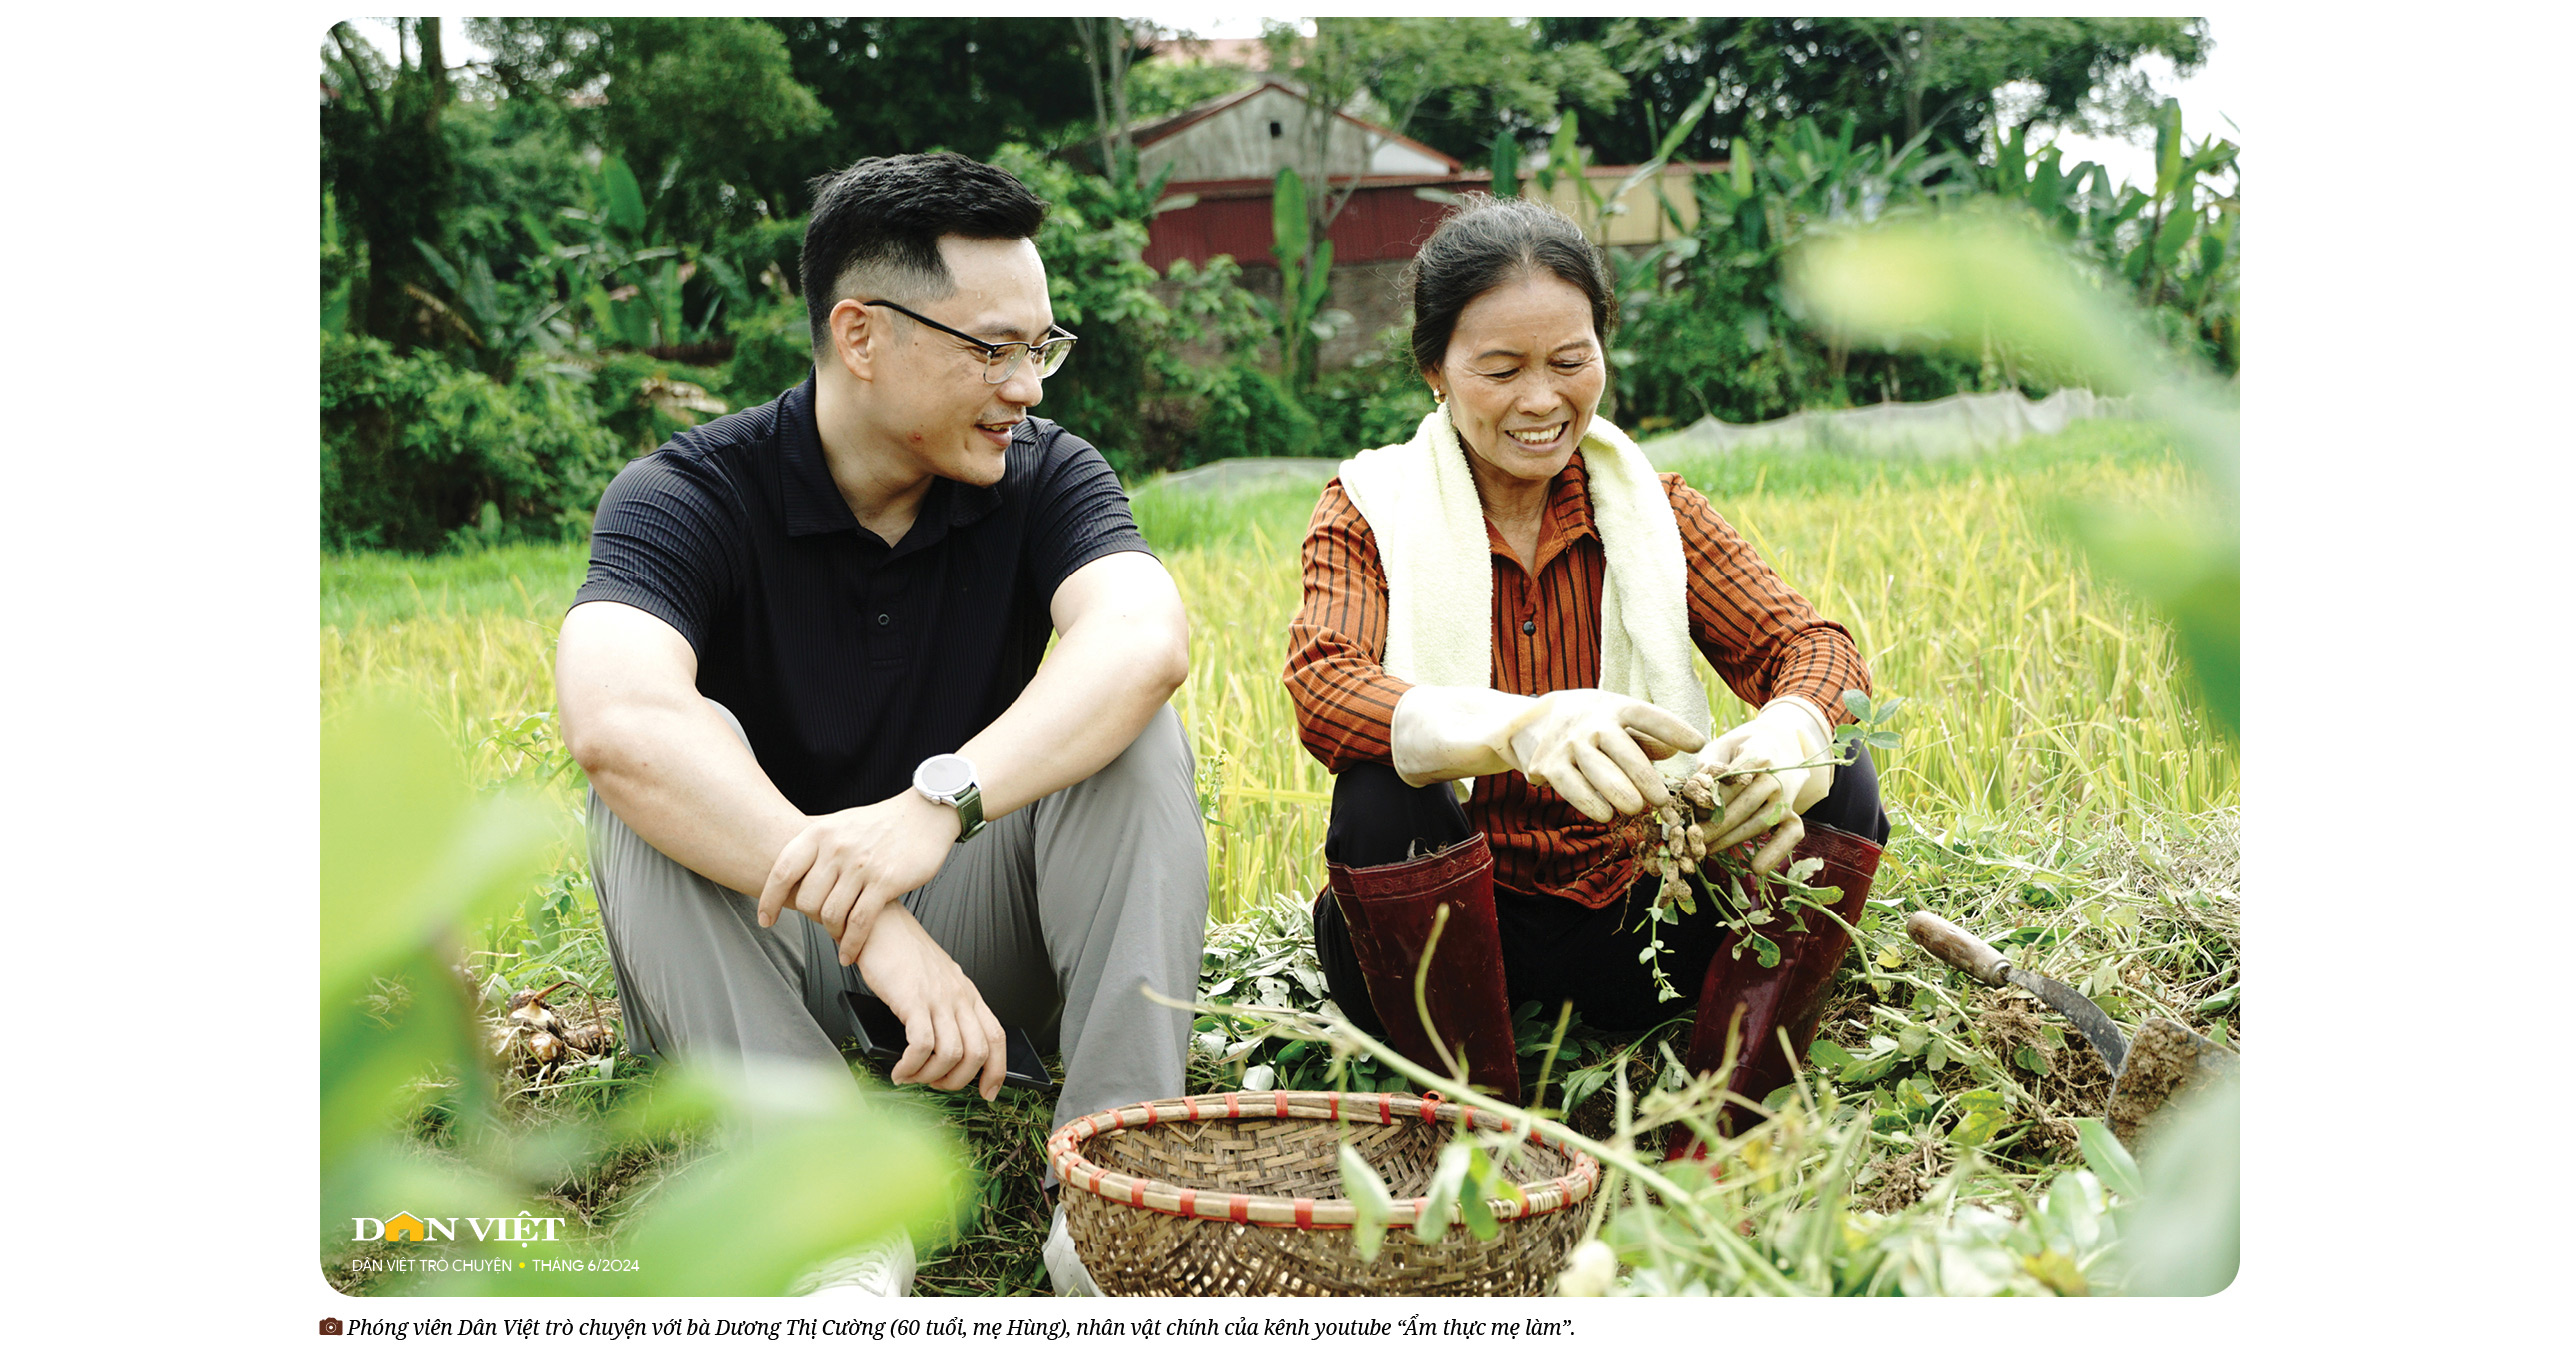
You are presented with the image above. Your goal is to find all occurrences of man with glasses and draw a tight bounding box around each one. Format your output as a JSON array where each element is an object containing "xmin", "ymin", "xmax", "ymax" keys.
[{"xmin": 555, "ymin": 153, "xmax": 1206, "ymax": 1296}]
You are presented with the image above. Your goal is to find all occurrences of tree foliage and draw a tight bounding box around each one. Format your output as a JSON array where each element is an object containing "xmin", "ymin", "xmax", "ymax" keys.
[
  {"xmin": 471, "ymin": 18, "xmax": 830, "ymax": 248},
  {"xmin": 318, "ymin": 17, "xmax": 2235, "ymax": 553},
  {"xmin": 322, "ymin": 332, "xmax": 629, "ymax": 553},
  {"xmin": 761, "ymin": 18, "xmax": 1093, "ymax": 196},
  {"xmin": 321, "ymin": 19, "xmax": 455, "ymax": 346},
  {"xmin": 1540, "ymin": 17, "xmax": 2208, "ymax": 166},
  {"xmin": 1605, "ymin": 98, "xmax": 2237, "ymax": 432}
]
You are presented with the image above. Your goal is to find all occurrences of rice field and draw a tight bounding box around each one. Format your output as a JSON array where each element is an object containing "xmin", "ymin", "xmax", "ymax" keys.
[{"xmin": 322, "ymin": 419, "xmax": 2233, "ymax": 932}]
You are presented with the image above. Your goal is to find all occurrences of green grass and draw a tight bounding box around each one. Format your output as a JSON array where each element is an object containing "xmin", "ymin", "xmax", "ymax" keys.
[
  {"xmin": 323, "ymin": 540, "xmax": 591, "ymax": 629},
  {"xmin": 322, "ymin": 418, "xmax": 2238, "ymax": 1295}
]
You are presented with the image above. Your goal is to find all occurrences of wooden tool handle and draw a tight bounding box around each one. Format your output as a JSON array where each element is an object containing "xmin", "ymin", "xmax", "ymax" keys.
[{"xmin": 1905, "ymin": 911, "xmax": 2012, "ymax": 986}]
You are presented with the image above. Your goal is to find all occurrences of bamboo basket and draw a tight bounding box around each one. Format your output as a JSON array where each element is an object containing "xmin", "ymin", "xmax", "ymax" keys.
[{"xmin": 1048, "ymin": 1089, "xmax": 1600, "ymax": 1296}]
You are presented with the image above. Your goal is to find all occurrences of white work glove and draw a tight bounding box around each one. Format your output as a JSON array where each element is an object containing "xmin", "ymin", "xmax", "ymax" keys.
[
  {"xmin": 1391, "ymin": 686, "xmax": 1706, "ymax": 823},
  {"xmin": 1697, "ymin": 696, "xmax": 1838, "ymax": 875}
]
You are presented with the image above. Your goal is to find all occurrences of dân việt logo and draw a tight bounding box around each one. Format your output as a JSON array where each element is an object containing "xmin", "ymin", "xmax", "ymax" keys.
[{"xmin": 351, "ymin": 1210, "xmax": 567, "ymax": 1244}]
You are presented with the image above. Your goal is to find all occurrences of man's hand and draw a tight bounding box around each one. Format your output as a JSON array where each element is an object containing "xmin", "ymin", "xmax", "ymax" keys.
[
  {"xmin": 855, "ymin": 905, "xmax": 1007, "ymax": 1102},
  {"xmin": 756, "ymin": 789, "xmax": 964, "ymax": 968},
  {"xmin": 1699, "ymin": 697, "xmax": 1836, "ymax": 874}
]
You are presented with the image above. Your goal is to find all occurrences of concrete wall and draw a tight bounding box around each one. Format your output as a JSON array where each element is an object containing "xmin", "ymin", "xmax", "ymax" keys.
[{"xmin": 1519, "ymin": 165, "xmax": 1721, "ymax": 246}]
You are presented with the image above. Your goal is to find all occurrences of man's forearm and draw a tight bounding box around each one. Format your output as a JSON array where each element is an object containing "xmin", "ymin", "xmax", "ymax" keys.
[
  {"xmin": 575, "ymin": 691, "xmax": 809, "ymax": 898},
  {"xmin": 958, "ymin": 609, "xmax": 1187, "ymax": 822}
]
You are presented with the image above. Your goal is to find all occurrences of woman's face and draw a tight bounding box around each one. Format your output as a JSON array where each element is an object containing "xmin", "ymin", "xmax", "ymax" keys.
[{"xmin": 1424, "ymin": 268, "xmax": 1606, "ymax": 501}]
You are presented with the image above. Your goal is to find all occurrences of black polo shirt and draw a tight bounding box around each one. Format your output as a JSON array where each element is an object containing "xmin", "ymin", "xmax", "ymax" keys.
[{"xmin": 573, "ymin": 376, "xmax": 1152, "ymax": 815}]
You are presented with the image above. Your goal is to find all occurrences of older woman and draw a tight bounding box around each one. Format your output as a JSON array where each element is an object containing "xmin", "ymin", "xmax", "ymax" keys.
[{"xmin": 1283, "ymin": 195, "xmax": 1890, "ymax": 1128}]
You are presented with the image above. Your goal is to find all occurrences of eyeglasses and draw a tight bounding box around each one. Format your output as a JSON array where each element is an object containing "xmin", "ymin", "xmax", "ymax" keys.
[{"xmin": 861, "ymin": 299, "xmax": 1077, "ymax": 383}]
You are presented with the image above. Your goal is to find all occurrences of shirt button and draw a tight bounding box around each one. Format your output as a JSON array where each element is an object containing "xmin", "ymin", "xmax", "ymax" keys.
[
  {"xmin": 877, "ymin": 613, "xmax": 891, "ymax": 626},
  {"xmin": 1521, "ymin": 619, "xmax": 1537, "ymax": 635}
]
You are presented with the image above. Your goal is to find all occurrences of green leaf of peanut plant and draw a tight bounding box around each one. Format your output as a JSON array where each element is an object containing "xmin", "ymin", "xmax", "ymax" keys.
[
  {"xmin": 1834, "ymin": 689, "xmax": 1905, "ymax": 754},
  {"xmin": 1414, "ymin": 1141, "xmax": 1471, "ymax": 1244},
  {"xmin": 1339, "ymin": 1142, "xmax": 1394, "ymax": 1261},
  {"xmin": 1461, "ymin": 1149, "xmax": 1502, "ymax": 1242},
  {"xmin": 2072, "ymin": 1117, "xmax": 2146, "ymax": 1202}
]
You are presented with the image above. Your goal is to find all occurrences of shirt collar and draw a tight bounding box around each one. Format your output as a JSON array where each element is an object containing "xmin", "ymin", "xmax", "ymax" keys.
[
  {"xmin": 778, "ymin": 376, "xmax": 856, "ymax": 537},
  {"xmin": 1545, "ymin": 453, "xmax": 1597, "ymax": 545},
  {"xmin": 1479, "ymin": 452, "xmax": 1596, "ymax": 574},
  {"xmin": 777, "ymin": 376, "xmax": 1009, "ymax": 542}
]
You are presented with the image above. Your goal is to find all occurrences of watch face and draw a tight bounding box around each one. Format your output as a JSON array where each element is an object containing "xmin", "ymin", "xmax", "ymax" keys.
[{"xmin": 916, "ymin": 753, "xmax": 974, "ymax": 798}]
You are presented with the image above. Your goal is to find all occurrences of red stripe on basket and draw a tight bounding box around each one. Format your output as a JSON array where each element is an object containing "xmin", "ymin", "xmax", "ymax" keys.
[
  {"xmin": 1130, "ymin": 1178, "xmax": 1150, "ymax": 1208},
  {"xmin": 1275, "ymin": 1091, "xmax": 1289, "ymax": 1118},
  {"xmin": 1377, "ymin": 1093, "xmax": 1393, "ymax": 1123},
  {"xmin": 1228, "ymin": 1195, "xmax": 1250, "ymax": 1223},
  {"xmin": 1329, "ymin": 1091, "xmax": 1341, "ymax": 1120},
  {"xmin": 1294, "ymin": 1198, "xmax": 1314, "ymax": 1229},
  {"xmin": 1183, "ymin": 1096, "xmax": 1200, "ymax": 1122},
  {"xmin": 1112, "ymin": 1107, "xmax": 1127, "ymax": 1130},
  {"xmin": 1224, "ymin": 1091, "xmax": 1240, "ymax": 1119},
  {"xmin": 1178, "ymin": 1186, "xmax": 1196, "ymax": 1217},
  {"xmin": 1418, "ymin": 1092, "xmax": 1442, "ymax": 1125},
  {"xmin": 1144, "ymin": 1102, "xmax": 1159, "ymax": 1126}
]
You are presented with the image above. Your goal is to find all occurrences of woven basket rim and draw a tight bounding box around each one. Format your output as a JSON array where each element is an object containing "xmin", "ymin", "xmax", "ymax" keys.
[{"xmin": 1048, "ymin": 1089, "xmax": 1599, "ymax": 1231}]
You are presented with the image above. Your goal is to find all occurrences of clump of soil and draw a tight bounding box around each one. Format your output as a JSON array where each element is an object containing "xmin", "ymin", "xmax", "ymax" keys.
[
  {"xmin": 1967, "ymin": 989, "xmax": 2114, "ymax": 1159},
  {"xmin": 1857, "ymin": 1148, "xmax": 1936, "ymax": 1214},
  {"xmin": 2105, "ymin": 1017, "xmax": 2236, "ymax": 1153}
]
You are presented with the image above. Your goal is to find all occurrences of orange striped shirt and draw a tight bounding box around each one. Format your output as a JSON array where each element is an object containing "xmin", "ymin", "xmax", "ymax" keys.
[{"xmin": 1284, "ymin": 454, "xmax": 1870, "ymax": 909}]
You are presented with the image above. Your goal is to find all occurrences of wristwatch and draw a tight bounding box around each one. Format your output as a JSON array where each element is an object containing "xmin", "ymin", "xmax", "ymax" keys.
[{"xmin": 912, "ymin": 753, "xmax": 986, "ymax": 843}]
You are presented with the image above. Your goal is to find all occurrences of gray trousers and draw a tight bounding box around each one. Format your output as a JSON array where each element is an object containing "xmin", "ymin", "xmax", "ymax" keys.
[{"xmin": 587, "ymin": 703, "xmax": 1208, "ymax": 1131}]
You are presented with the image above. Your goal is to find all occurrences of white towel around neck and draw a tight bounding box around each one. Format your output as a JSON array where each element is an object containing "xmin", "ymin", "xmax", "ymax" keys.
[{"xmin": 1335, "ymin": 408, "xmax": 1718, "ymax": 781}]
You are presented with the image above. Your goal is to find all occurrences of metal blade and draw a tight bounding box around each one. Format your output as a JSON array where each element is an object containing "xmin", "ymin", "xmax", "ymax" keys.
[{"xmin": 2006, "ymin": 965, "xmax": 2130, "ymax": 1076}]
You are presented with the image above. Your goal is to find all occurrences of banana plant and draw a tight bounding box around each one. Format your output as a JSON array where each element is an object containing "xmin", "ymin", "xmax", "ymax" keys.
[
  {"xmin": 1489, "ymin": 128, "xmax": 1520, "ymax": 199},
  {"xmin": 2129, "ymin": 100, "xmax": 2239, "ymax": 367},
  {"xmin": 1975, "ymin": 105, "xmax": 2237, "ymax": 371},
  {"xmin": 412, "ymin": 239, "xmax": 571, "ymax": 381},
  {"xmin": 1268, "ymin": 165, "xmax": 1334, "ymax": 392},
  {"xmin": 1673, "ymin": 117, "xmax": 1966, "ymax": 379},
  {"xmin": 549, "ymin": 154, "xmax": 752, "ymax": 355}
]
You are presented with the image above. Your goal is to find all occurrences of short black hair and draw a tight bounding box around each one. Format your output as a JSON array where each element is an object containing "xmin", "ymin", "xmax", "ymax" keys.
[
  {"xmin": 1405, "ymin": 194, "xmax": 1616, "ymax": 379},
  {"xmin": 799, "ymin": 152, "xmax": 1049, "ymax": 354}
]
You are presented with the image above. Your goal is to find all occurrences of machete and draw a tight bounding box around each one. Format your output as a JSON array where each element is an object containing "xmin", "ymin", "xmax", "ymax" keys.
[{"xmin": 1905, "ymin": 911, "xmax": 2129, "ymax": 1075}]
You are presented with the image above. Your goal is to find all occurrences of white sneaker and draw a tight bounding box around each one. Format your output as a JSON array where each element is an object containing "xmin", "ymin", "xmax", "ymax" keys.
[
  {"xmin": 1044, "ymin": 1207, "xmax": 1101, "ymax": 1297},
  {"xmin": 790, "ymin": 1229, "xmax": 917, "ymax": 1297}
]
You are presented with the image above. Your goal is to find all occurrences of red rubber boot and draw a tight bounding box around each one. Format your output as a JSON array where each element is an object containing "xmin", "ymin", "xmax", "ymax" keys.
[
  {"xmin": 1326, "ymin": 833, "xmax": 1523, "ymax": 1105},
  {"xmin": 1668, "ymin": 821, "xmax": 1884, "ymax": 1155}
]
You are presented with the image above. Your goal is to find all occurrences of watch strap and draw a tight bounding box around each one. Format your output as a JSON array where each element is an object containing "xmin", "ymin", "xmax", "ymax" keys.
[{"xmin": 950, "ymin": 782, "xmax": 985, "ymax": 843}]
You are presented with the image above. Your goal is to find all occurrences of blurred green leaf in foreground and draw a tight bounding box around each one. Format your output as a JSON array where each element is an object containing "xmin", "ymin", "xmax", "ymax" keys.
[
  {"xmin": 1790, "ymin": 205, "xmax": 2237, "ymax": 737},
  {"xmin": 321, "ymin": 695, "xmax": 965, "ymax": 1295}
]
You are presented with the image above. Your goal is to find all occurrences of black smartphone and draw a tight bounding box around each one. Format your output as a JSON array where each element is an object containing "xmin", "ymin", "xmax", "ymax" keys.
[{"xmin": 843, "ymin": 990, "xmax": 1058, "ymax": 1094}]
